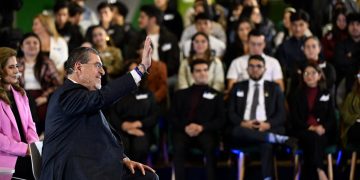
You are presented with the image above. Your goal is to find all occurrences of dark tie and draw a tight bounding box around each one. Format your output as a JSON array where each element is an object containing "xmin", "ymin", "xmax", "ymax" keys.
[{"xmin": 250, "ymin": 83, "xmax": 259, "ymax": 120}]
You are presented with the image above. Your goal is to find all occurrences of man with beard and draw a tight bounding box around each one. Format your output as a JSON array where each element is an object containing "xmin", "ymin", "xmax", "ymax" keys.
[{"xmin": 227, "ymin": 55, "xmax": 297, "ymax": 180}]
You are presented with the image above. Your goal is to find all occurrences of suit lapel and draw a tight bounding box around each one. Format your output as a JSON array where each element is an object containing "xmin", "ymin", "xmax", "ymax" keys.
[
  {"xmin": 264, "ymin": 82, "xmax": 270, "ymax": 116},
  {"xmin": 1, "ymin": 101, "xmax": 19, "ymax": 131},
  {"xmin": 0, "ymin": 96, "xmax": 21, "ymax": 142},
  {"xmin": 237, "ymin": 81, "xmax": 249, "ymax": 117}
]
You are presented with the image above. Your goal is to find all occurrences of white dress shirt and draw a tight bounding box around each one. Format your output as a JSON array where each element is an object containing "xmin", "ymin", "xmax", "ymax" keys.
[
  {"xmin": 50, "ymin": 37, "xmax": 69, "ymax": 71},
  {"xmin": 243, "ymin": 79, "xmax": 267, "ymax": 121},
  {"xmin": 148, "ymin": 34, "xmax": 160, "ymax": 61},
  {"xmin": 227, "ymin": 54, "xmax": 283, "ymax": 82}
]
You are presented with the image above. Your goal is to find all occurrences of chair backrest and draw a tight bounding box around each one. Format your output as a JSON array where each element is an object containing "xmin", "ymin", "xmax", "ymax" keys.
[{"xmin": 29, "ymin": 141, "xmax": 43, "ymax": 180}]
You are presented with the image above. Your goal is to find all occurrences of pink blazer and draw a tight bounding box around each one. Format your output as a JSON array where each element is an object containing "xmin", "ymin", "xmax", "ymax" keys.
[{"xmin": 0, "ymin": 86, "xmax": 39, "ymax": 170}]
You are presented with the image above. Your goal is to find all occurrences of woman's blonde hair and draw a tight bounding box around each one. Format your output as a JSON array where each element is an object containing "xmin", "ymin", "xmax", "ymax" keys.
[
  {"xmin": 35, "ymin": 13, "xmax": 60, "ymax": 40},
  {"xmin": 0, "ymin": 47, "xmax": 25, "ymax": 104}
]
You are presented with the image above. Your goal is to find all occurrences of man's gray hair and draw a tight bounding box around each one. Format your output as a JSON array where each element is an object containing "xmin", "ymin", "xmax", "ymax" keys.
[{"xmin": 65, "ymin": 47, "xmax": 99, "ymax": 75}]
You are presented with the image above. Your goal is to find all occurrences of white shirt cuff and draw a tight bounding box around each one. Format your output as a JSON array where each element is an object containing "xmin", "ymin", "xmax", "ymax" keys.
[{"xmin": 130, "ymin": 69, "xmax": 141, "ymax": 85}]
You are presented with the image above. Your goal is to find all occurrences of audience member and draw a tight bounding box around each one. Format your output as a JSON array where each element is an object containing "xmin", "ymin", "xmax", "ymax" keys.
[
  {"xmin": 226, "ymin": 2, "xmax": 244, "ymax": 44},
  {"xmin": 289, "ymin": 63, "xmax": 336, "ymax": 180},
  {"xmin": 341, "ymin": 67, "xmax": 360, "ymax": 147},
  {"xmin": 288, "ymin": 36, "xmax": 336, "ymax": 98},
  {"xmin": 54, "ymin": 1, "xmax": 84, "ymax": 53},
  {"xmin": 224, "ymin": 18, "xmax": 253, "ymax": 68},
  {"xmin": 182, "ymin": 13, "xmax": 226, "ymax": 59},
  {"xmin": 110, "ymin": 1, "xmax": 139, "ymax": 60},
  {"xmin": 227, "ymin": 55, "xmax": 296, "ymax": 180},
  {"xmin": 227, "ymin": 30, "xmax": 284, "ymax": 94},
  {"xmin": 273, "ymin": 7, "xmax": 296, "ymax": 50},
  {"xmin": 90, "ymin": 25, "xmax": 123, "ymax": 79},
  {"xmin": 32, "ymin": 14, "xmax": 69, "ymax": 75},
  {"xmin": 70, "ymin": 0, "xmax": 98, "ymax": 34},
  {"xmin": 181, "ymin": 9, "xmax": 227, "ymax": 46},
  {"xmin": 109, "ymin": 61, "xmax": 158, "ymax": 163},
  {"xmin": 178, "ymin": 32, "xmax": 224, "ymax": 92},
  {"xmin": 137, "ymin": 5, "xmax": 180, "ymax": 80},
  {"xmin": 17, "ymin": 32, "xmax": 62, "ymax": 134},
  {"xmin": 239, "ymin": 6, "xmax": 276, "ymax": 54},
  {"xmin": 68, "ymin": 2, "xmax": 85, "ymax": 32},
  {"xmin": 85, "ymin": 2, "xmax": 123, "ymax": 53},
  {"xmin": 321, "ymin": 8, "xmax": 348, "ymax": 63},
  {"xmin": 276, "ymin": 10, "xmax": 311, "ymax": 78},
  {"xmin": 170, "ymin": 59, "xmax": 225, "ymax": 180},
  {"xmin": 334, "ymin": 12, "xmax": 360, "ymax": 93},
  {"xmin": 183, "ymin": 0, "xmax": 228, "ymax": 30},
  {"xmin": 155, "ymin": 0, "xmax": 184, "ymax": 40}
]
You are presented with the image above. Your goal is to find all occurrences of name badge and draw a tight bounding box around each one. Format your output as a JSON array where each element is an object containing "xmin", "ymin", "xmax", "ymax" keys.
[
  {"xmin": 164, "ymin": 14, "xmax": 175, "ymax": 21},
  {"xmin": 64, "ymin": 36, "xmax": 70, "ymax": 43},
  {"xmin": 320, "ymin": 94, "xmax": 330, "ymax": 101},
  {"xmin": 236, "ymin": 91, "xmax": 244, "ymax": 97},
  {"xmin": 108, "ymin": 29, "xmax": 115, "ymax": 35},
  {"xmin": 161, "ymin": 43, "xmax": 172, "ymax": 51},
  {"xmin": 264, "ymin": 91, "xmax": 269, "ymax": 97},
  {"xmin": 102, "ymin": 52, "xmax": 112, "ymax": 57},
  {"xmin": 136, "ymin": 94, "xmax": 148, "ymax": 100},
  {"xmin": 319, "ymin": 63, "xmax": 326, "ymax": 68},
  {"xmin": 203, "ymin": 92, "xmax": 215, "ymax": 99},
  {"xmin": 54, "ymin": 47, "xmax": 62, "ymax": 52}
]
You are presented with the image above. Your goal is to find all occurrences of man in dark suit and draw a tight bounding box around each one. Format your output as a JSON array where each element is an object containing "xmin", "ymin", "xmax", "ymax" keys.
[
  {"xmin": 228, "ymin": 55, "xmax": 297, "ymax": 180},
  {"xmin": 40, "ymin": 38, "xmax": 158, "ymax": 180},
  {"xmin": 170, "ymin": 59, "xmax": 225, "ymax": 180}
]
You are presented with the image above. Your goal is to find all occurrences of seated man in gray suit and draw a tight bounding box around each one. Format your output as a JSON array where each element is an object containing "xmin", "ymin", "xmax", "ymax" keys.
[{"xmin": 228, "ymin": 55, "xmax": 297, "ymax": 180}]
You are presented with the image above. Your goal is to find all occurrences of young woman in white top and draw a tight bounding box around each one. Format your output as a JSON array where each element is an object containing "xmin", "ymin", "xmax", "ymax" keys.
[
  {"xmin": 178, "ymin": 32, "xmax": 224, "ymax": 92},
  {"xmin": 32, "ymin": 13, "xmax": 68, "ymax": 76}
]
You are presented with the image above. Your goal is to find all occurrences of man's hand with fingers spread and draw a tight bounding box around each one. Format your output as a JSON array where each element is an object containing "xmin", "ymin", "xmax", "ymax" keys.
[{"xmin": 123, "ymin": 157, "xmax": 156, "ymax": 175}]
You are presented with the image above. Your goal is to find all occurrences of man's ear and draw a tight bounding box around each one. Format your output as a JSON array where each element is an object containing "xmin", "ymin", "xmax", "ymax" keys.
[
  {"xmin": 73, "ymin": 62, "xmax": 82, "ymax": 73},
  {"xmin": 150, "ymin": 16, "xmax": 157, "ymax": 25}
]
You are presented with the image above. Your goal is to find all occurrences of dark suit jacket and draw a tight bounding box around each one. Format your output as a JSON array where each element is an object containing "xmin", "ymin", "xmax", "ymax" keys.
[
  {"xmin": 109, "ymin": 89, "xmax": 158, "ymax": 134},
  {"xmin": 138, "ymin": 27, "xmax": 180, "ymax": 77},
  {"xmin": 289, "ymin": 87, "xmax": 336, "ymax": 137},
  {"xmin": 40, "ymin": 74, "xmax": 137, "ymax": 180},
  {"xmin": 170, "ymin": 85, "xmax": 225, "ymax": 133},
  {"xmin": 228, "ymin": 80, "xmax": 286, "ymax": 132}
]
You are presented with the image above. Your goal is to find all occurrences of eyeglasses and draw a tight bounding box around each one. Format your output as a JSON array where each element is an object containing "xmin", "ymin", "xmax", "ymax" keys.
[
  {"xmin": 248, "ymin": 64, "xmax": 264, "ymax": 69},
  {"xmin": 249, "ymin": 42, "xmax": 264, "ymax": 47},
  {"xmin": 303, "ymin": 71, "xmax": 318, "ymax": 77},
  {"xmin": 82, "ymin": 62, "xmax": 104, "ymax": 70}
]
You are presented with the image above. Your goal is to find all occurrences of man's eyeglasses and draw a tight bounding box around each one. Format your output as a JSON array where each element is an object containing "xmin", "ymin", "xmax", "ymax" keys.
[
  {"xmin": 83, "ymin": 62, "xmax": 104, "ymax": 70},
  {"xmin": 248, "ymin": 64, "xmax": 264, "ymax": 69},
  {"xmin": 249, "ymin": 42, "xmax": 264, "ymax": 47}
]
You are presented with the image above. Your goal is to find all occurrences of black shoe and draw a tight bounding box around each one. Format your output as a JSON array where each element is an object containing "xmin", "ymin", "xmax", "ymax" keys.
[{"xmin": 284, "ymin": 137, "xmax": 298, "ymax": 152}]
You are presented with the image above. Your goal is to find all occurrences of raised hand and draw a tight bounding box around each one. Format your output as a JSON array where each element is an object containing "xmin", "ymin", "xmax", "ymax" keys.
[
  {"xmin": 141, "ymin": 36, "xmax": 153, "ymax": 70},
  {"xmin": 123, "ymin": 158, "xmax": 156, "ymax": 175}
]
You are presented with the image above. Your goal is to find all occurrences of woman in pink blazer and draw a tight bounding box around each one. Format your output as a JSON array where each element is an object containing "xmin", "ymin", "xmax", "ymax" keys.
[{"xmin": 0, "ymin": 47, "xmax": 39, "ymax": 180}]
